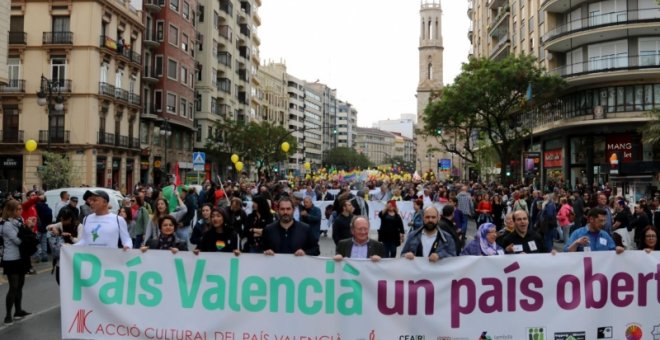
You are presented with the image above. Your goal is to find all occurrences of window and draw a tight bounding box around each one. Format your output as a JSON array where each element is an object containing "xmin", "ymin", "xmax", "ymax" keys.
[
  {"xmin": 183, "ymin": 2, "xmax": 190, "ymax": 20},
  {"xmin": 51, "ymin": 56, "xmax": 66, "ymax": 88},
  {"xmin": 167, "ymin": 93, "xmax": 177, "ymax": 113},
  {"xmin": 52, "ymin": 16, "xmax": 70, "ymax": 32},
  {"xmin": 639, "ymin": 37, "xmax": 660, "ymax": 66},
  {"xmin": 196, "ymin": 63, "xmax": 202, "ymax": 81},
  {"xmin": 188, "ymin": 102, "xmax": 193, "ymax": 118},
  {"xmin": 196, "ymin": 122, "xmax": 202, "ymax": 142},
  {"xmin": 156, "ymin": 21, "xmax": 164, "ymax": 41},
  {"xmin": 155, "ymin": 90, "xmax": 163, "ymax": 111},
  {"xmin": 7, "ymin": 58, "xmax": 20, "ymax": 87},
  {"xmin": 170, "ymin": 0, "xmax": 179, "ymax": 12},
  {"xmin": 168, "ymin": 59, "xmax": 178, "ymax": 79},
  {"xmin": 588, "ymin": 39, "xmax": 628, "ymax": 71},
  {"xmin": 198, "ymin": 5, "xmax": 204, "ymax": 22},
  {"xmin": 181, "ymin": 66, "xmax": 188, "ymax": 85},
  {"xmin": 181, "ymin": 33, "xmax": 189, "ymax": 52},
  {"xmin": 155, "ymin": 55, "xmax": 163, "ymax": 76},
  {"xmin": 207, "ymin": 126, "xmax": 213, "ymax": 141},
  {"xmin": 169, "ymin": 25, "xmax": 178, "ymax": 46},
  {"xmin": 197, "ymin": 32, "xmax": 203, "ymax": 51},
  {"xmin": 180, "ymin": 98, "xmax": 187, "ymax": 117}
]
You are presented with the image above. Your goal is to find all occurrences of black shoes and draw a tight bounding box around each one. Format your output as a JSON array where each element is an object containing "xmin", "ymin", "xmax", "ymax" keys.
[
  {"xmin": 3, "ymin": 316, "xmax": 12, "ymax": 324},
  {"xmin": 13, "ymin": 310, "xmax": 31, "ymax": 319}
]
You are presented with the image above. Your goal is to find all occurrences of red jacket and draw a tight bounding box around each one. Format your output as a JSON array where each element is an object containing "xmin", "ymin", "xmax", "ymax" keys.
[{"xmin": 21, "ymin": 196, "xmax": 40, "ymax": 231}]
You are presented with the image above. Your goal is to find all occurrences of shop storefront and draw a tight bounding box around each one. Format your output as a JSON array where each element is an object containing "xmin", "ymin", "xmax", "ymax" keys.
[
  {"xmin": 0, "ymin": 156, "xmax": 23, "ymax": 193},
  {"xmin": 96, "ymin": 156, "xmax": 106, "ymax": 188},
  {"xmin": 543, "ymin": 146, "xmax": 564, "ymax": 190}
]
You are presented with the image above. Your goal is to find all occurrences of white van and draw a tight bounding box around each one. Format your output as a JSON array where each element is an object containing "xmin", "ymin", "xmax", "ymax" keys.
[{"xmin": 44, "ymin": 187, "xmax": 124, "ymax": 217}]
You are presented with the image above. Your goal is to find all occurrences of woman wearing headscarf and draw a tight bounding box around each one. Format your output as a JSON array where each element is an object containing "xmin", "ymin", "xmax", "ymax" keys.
[{"xmin": 461, "ymin": 222, "xmax": 504, "ymax": 256}]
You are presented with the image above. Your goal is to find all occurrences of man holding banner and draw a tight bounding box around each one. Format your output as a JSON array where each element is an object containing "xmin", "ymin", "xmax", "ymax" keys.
[
  {"xmin": 262, "ymin": 197, "xmax": 319, "ymax": 256},
  {"xmin": 500, "ymin": 210, "xmax": 546, "ymax": 254},
  {"xmin": 565, "ymin": 207, "xmax": 624, "ymax": 254}
]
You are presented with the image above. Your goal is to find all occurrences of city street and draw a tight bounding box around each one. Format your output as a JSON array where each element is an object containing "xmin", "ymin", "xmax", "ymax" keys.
[{"xmin": 0, "ymin": 219, "xmax": 478, "ymax": 339}]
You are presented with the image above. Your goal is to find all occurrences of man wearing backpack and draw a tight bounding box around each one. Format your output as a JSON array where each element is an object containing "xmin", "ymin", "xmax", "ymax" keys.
[{"xmin": 74, "ymin": 190, "xmax": 132, "ymax": 249}]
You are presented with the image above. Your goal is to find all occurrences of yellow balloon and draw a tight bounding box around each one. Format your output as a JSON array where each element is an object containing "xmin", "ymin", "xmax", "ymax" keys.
[
  {"xmin": 281, "ymin": 142, "xmax": 290, "ymax": 153},
  {"xmin": 235, "ymin": 161, "xmax": 244, "ymax": 171},
  {"xmin": 304, "ymin": 162, "xmax": 311, "ymax": 170},
  {"xmin": 231, "ymin": 154, "xmax": 239, "ymax": 164},
  {"xmin": 25, "ymin": 139, "xmax": 37, "ymax": 152}
]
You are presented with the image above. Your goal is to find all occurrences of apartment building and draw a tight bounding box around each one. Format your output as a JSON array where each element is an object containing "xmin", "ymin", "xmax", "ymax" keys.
[
  {"xmin": 337, "ymin": 100, "xmax": 358, "ymax": 148},
  {"xmin": 306, "ymin": 82, "xmax": 339, "ymax": 153},
  {"xmin": 0, "ymin": 1, "xmax": 8, "ymax": 86},
  {"xmin": 140, "ymin": 0, "xmax": 197, "ymax": 186},
  {"xmin": 374, "ymin": 114, "xmax": 416, "ymax": 139},
  {"xmin": 193, "ymin": 0, "xmax": 261, "ymax": 174},
  {"xmin": 1, "ymin": 0, "xmax": 143, "ymax": 192},
  {"xmin": 257, "ymin": 62, "xmax": 288, "ymax": 126},
  {"xmin": 469, "ymin": 0, "xmax": 659, "ymax": 195},
  {"xmin": 303, "ymin": 84, "xmax": 324, "ymax": 166},
  {"xmin": 356, "ymin": 127, "xmax": 396, "ymax": 166},
  {"xmin": 287, "ymin": 73, "xmax": 306, "ymax": 172}
]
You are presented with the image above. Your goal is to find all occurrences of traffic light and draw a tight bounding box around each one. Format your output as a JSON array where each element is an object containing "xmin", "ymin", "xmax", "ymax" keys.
[
  {"xmin": 435, "ymin": 128, "xmax": 442, "ymax": 136},
  {"xmin": 273, "ymin": 166, "xmax": 279, "ymax": 173},
  {"xmin": 333, "ymin": 128, "xmax": 338, "ymax": 134}
]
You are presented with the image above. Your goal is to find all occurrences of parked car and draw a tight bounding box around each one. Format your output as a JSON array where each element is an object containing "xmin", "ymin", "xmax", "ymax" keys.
[{"xmin": 44, "ymin": 187, "xmax": 124, "ymax": 216}]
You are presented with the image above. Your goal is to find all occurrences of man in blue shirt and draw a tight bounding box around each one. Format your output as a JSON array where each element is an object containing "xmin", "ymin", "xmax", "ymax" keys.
[{"xmin": 564, "ymin": 207, "xmax": 624, "ymax": 254}]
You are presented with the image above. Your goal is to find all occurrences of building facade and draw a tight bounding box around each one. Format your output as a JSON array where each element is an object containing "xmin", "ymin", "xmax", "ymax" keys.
[
  {"xmin": 193, "ymin": 0, "xmax": 261, "ymax": 178},
  {"xmin": 416, "ymin": 0, "xmax": 445, "ymax": 175},
  {"xmin": 257, "ymin": 62, "xmax": 288, "ymax": 126},
  {"xmin": 140, "ymin": 0, "xmax": 197, "ymax": 186},
  {"xmin": 469, "ymin": 0, "xmax": 660, "ymax": 197},
  {"xmin": 337, "ymin": 100, "xmax": 358, "ymax": 148},
  {"xmin": 356, "ymin": 127, "xmax": 395, "ymax": 166},
  {"xmin": 286, "ymin": 73, "xmax": 306, "ymax": 172},
  {"xmin": 1, "ymin": 0, "xmax": 143, "ymax": 193},
  {"xmin": 374, "ymin": 113, "xmax": 416, "ymax": 139},
  {"xmin": 0, "ymin": 1, "xmax": 9, "ymax": 86},
  {"xmin": 302, "ymin": 84, "xmax": 323, "ymax": 166}
]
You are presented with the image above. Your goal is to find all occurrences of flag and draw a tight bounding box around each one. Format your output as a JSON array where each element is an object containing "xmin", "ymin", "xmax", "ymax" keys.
[
  {"xmin": 161, "ymin": 185, "xmax": 178, "ymax": 213},
  {"xmin": 174, "ymin": 162, "xmax": 182, "ymax": 186}
]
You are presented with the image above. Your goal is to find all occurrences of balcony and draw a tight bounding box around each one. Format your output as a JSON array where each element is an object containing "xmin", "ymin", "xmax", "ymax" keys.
[
  {"xmin": 240, "ymin": 1, "xmax": 252, "ymax": 15},
  {"xmin": 217, "ymin": 78, "xmax": 231, "ymax": 93},
  {"xmin": 130, "ymin": 137, "xmax": 141, "ymax": 149},
  {"xmin": 0, "ymin": 130, "xmax": 24, "ymax": 143},
  {"xmin": 218, "ymin": 104, "xmax": 231, "ymax": 116},
  {"xmin": 239, "ymin": 24, "xmax": 251, "ymax": 38},
  {"xmin": 131, "ymin": 51, "xmax": 141, "ymax": 64},
  {"xmin": 100, "ymin": 35, "xmax": 118, "ymax": 51},
  {"xmin": 8, "ymin": 31, "xmax": 26, "ymax": 45},
  {"xmin": 489, "ymin": 5, "xmax": 510, "ymax": 37},
  {"xmin": 115, "ymin": 88, "xmax": 129, "ymax": 102},
  {"xmin": 143, "ymin": 31, "xmax": 160, "ymax": 48},
  {"xmin": 97, "ymin": 132, "xmax": 115, "ymax": 146},
  {"xmin": 43, "ymin": 31, "xmax": 73, "ymax": 45},
  {"xmin": 219, "ymin": 25, "xmax": 232, "ymax": 41},
  {"xmin": 52, "ymin": 79, "xmax": 72, "ymax": 93},
  {"xmin": 99, "ymin": 82, "xmax": 115, "ymax": 97},
  {"xmin": 0, "ymin": 79, "xmax": 25, "ymax": 94},
  {"xmin": 217, "ymin": 52, "xmax": 232, "ymax": 68},
  {"xmin": 551, "ymin": 53, "xmax": 660, "ymax": 84},
  {"xmin": 487, "ymin": 0, "xmax": 506, "ymax": 9},
  {"xmin": 117, "ymin": 135, "xmax": 130, "ymax": 148},
  {"xmin": 144, "ymin": 0, "xmax": 162, "ymax": 12},
  {"xmin": 467, "ymin": 2, "xmax": 473, "ymax": 19},
  {"xmin": 543, "ymin": 8, "xmax": 660, "ymax": 51},
  {"xmin": 490, "ymin": 37, "xmax": 511, "ymax": 60},
  {"xmin": 142, "ymin": 66, "xmax": 159, "ymax": 84},
  {"xmin": 220, "ymin": 0, "xmax": 233, "ymax": 16},
  {"xmin": 39, "ymin": 130, "xmax": 70, "ymax": 144},
  {"xmin": 129, "ymin": 93, "xmax": 141, "ymax": 107}
]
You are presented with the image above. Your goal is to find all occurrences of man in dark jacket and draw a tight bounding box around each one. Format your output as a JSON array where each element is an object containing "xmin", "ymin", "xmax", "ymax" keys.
[
  {"xmin": 300, "ymin": 197, "xmax": 322, "ymax": 241},
  {"xmin": 35, "ymin": 198, "xmax": 53, "ymax": 262},
  {"xmin": 438, "ymin": 205, "xmax": 462, "ymax": 255},
  {"xmin": 262, "ymin": 197, "xmax": 319, "ymax": 256},
  {"xmin": 334, "ymin": 216, "xmax": 385, "ymax": 260},
  {"xmin": 332, "ymin": 197, "xmax": 354, "ymax": 245}
]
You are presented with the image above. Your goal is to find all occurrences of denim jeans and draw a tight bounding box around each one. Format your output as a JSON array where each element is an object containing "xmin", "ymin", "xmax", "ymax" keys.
[
  {"xmin": 543, "ymin": 227, "xmax": 556, "ymax": 252},
  {"xmin": 36, "ymin": 231, "xmax": 49, "ymax": 260}
]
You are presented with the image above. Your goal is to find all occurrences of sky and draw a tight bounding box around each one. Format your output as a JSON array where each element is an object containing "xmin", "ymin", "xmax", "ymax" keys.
[{"xmin": 258, "ymin": 0, "xmax": 471, "ymax": 127}]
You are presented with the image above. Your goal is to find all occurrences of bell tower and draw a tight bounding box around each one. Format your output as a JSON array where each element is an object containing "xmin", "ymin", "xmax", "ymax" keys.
[{"xmin": 415, "ymin": 0, "xmax": 445, "ymax": 175}]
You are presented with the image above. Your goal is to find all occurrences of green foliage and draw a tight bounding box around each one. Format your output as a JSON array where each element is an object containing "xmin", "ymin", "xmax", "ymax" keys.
[
  {"xmin": 38, "ymin": 151, "xmax": 73, "ymax": 189},
  {"xmin": 423, "ymin": 54, "xmax": 565, "ymax": 182},
  {"xmin": 640, "ymin": 109, "xmax": 660, "ymax": 145},
  {"xmin": 205, "ymin": 120, "xmax": 297, "ymax": 173},
  {"xmin": 324, "ymin": 147, "xmax": 372, "ymax": 170}
]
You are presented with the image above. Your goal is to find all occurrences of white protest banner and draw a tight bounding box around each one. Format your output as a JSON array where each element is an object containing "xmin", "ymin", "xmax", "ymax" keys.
[
  {"xmin": 314, "ymin": 201, "xmax": 444, "ymax": 231},
  {"xmin": 61, "ymin": 247, "xmax": 660, "ymax": 340}
]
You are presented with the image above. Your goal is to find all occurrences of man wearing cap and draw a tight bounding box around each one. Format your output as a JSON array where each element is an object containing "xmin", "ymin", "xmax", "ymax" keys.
[{"xmin": 74, "ymin": 190, "xmax": 132, "ymax": 249}]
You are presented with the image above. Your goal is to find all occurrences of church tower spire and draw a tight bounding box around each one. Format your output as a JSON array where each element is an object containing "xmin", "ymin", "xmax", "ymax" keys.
[{"xmin": 416, "ymin": 0, "xmax": 445, "ymax": 175}]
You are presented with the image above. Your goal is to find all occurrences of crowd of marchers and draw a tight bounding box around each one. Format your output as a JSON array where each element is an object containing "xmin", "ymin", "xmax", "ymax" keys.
[{"xmin": 1, "ymin": 177, "xmax": 660, "ymax": 324}]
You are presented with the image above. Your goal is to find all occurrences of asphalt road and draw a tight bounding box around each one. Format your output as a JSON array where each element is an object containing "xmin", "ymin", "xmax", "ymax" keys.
[{"xmin": 0, "ymin": 219, "xmax": 479, "ymax": 339}]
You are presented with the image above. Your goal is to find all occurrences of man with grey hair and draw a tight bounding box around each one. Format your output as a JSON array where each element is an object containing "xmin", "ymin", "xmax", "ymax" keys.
[{"xmin": 334, "ymin": 216, "xmax": 385, "ymax": 261}]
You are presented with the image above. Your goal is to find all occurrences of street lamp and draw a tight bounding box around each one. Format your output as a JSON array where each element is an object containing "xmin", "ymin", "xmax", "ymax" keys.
[
  {"xmin": 159, "ymin": 119, "xmax": 172, "ymax": 184},
  {"xmin": 37, "ymin": 75, "xmax": 64, "ymax": 150}
]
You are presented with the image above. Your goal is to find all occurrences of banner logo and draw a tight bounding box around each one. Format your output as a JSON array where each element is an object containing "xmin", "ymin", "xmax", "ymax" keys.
[
  {"xmin": 625, "ymin": 324, "xmax": 643, "ymax": 340},
  {"xmin": 527, "ymin": 327, "xmax": 547, "ymax": 340},
  {"xmin": 68, "ymin": 309, "xmax": 93, "ymax": 334},
  {"xmin": 597, "ymin": 326, "xmax": 612, "ymax": 339}
]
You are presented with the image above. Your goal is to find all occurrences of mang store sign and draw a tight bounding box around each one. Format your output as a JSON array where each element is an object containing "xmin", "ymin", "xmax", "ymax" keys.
[
  {"xmin": 606, "ymin": 134, "xmax": 640, "ymax": 163},
  {"xmin": 61, "ymin": 247, "xmax": 660, "ymax": 339}
]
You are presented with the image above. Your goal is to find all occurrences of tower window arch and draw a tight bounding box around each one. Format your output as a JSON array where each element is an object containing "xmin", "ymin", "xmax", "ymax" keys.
[
  {"xmin": 428, "ymin": 21, "xmax": 432, "ymax": 40},
  {"xmin": 428, "ymin": 63, "xmax": 433, "ymax": 80}
]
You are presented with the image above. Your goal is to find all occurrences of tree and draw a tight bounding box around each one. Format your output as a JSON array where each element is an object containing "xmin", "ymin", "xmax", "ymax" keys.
[
  {"xmin": 423, "ymin": 54, "xmax": 565, "ymax": 182},
  {"xmin": 38, "ymin": 151, "xmax": 73, "ymax": 190},
  {"xmin": 639, "ymin": 109, "xmax": 660, "ymax": 145},
  {"xmin": 205, "ymin": 120, "xmax": 297, "ymax": 176},
  {"xmin": 324, "ymin": 147, "xmax": 372, "ymax": 170}
]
